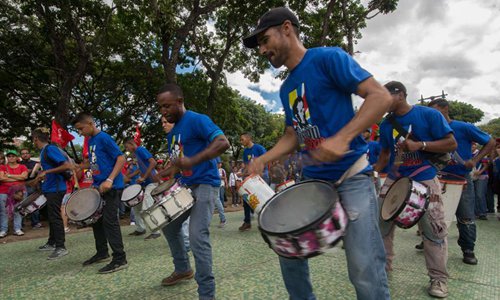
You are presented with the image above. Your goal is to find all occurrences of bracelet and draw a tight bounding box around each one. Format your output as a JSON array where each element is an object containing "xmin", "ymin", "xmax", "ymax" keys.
[
  {"xmin": 106, "ymin": 178, "xmax": 114, "ymax": 183},
  {"xmin": 421, "ymin": 141, "xmax": 427, "ymax": 151}
]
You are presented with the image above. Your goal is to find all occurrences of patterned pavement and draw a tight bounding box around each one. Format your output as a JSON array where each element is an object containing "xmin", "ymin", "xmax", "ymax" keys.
[{"xmin": 0, "ymin": 211, "xmax": 499, "ymax": 299}]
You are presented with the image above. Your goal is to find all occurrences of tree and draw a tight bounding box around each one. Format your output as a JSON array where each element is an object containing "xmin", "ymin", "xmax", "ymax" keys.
[
  {"xmin": 447, "ymin": 100, "xmax": 484, "ymax": 124},
  {"xmin": 479, "ymin": 118, "xmax": 500, "ymax": 139}
]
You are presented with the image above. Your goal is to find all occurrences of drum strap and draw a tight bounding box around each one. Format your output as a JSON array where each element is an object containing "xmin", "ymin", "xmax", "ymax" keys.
[{"xmin": 334, "ymin": 154, "xmax": 369, "ymax": 187}]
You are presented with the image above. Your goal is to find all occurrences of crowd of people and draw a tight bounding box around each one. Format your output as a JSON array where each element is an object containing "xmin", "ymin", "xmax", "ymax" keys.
[{"xmin": 1, "ymin": 6, "xmax": 500, "ymax": 300}]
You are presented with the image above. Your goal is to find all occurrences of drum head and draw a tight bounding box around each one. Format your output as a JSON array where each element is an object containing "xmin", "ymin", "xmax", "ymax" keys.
[
  {"xmin": 381, "ymin": 177, "xmax": 411, "ymax": 221},
  {"xmin": 122, "ymin": 184, "xmax": 142, "ymax": 201},
  {"xmin": 17, "ymin": 192, "xmax": 42, "ymax": 208},
  {"xmin": 258, "ymin": 180, "xmax": 336, "ymax": 234},
  {"xmin": 66, "ymin": 189, "xmax": 101, "ymax": 221},
  {"xmin": 151, "ymin": 179, "xmax": 176, "ymax": 197}
]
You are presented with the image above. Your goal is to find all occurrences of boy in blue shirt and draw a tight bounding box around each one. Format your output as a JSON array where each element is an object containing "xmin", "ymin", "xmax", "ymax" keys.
[
  {"xmin": 376, "ymin": 81, "xmax": 457, "ymax": 298},
  {"xmin": 72, "ymin": 112, "xmax": 127, "ymax": 274},
  {"xmin": 32, "ymin": 128, "xmax": 73, "ymax": 259},
  {"xmin": 156, "ymin": 83, "xmax": 229, "ymax": 300},
  {"xmin": 244, "ymin": 7, "xmax": 392, "ymax": 300},
  {"xmin": 239, "ymin": 133, "xmax": 268, "ymax": 231},
  {"xmin": 124, "ymin": 138, "xmax": 161, "ymax": 240},
  {"xmin": 428, "ymin": 98, "xmax": 495, "ymax": 265}
]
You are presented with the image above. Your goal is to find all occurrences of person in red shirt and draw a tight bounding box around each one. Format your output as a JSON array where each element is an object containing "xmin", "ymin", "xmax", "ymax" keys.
[{"xmin": 0, "ymin": 150, "xmax": 28, "ymax": 237}]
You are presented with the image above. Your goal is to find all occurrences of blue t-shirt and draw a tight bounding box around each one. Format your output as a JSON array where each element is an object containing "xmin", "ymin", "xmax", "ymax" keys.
[
  {"xmin": 40, "ymin": 144, "xmax": 68, "ymax": 193},
  {"xmin": 166, "ymin": 110, "xmax": 224, "ymax": 187},
  {"xmin": 127, "ymin": 164, "xmax": 139, "ymax": 185},
  {"xmin": 135, "ymin": 146, "xmax": 157, "ymax": 185},
  {"xmin": 243, "ymin": 144, "xmax": 268, "ymax": 178},
  {"xmin": 367, "ymin": 141, "xmax": 381, "ymax": 165},
  {"xmin": 379, "ymin": 106, "xmax": 453, "ymax": 181},
  {"xmin": 442, "ymin": 120, "xmax": 491, "ymax": 176},
  {"xmin": 88, "ymin": 131, "xmax": 124, "ymax": 189},
  {"xmin": 279, "ymin": 47, "xmax": 372, "ymax": 181}
]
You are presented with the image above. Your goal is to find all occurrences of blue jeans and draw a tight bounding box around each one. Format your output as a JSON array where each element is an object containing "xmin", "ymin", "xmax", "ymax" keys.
[
  {"xmin": 162, "ymin": 184, "xmax": 218, "ymax": 300},
  {"xmin": 219, "ymin": 186, "xmax": 225, "ymax": 206},
  {"xmin": 278, "ymin": 174, "xmax": 390, "ymax": 300},
  {"xmin": 473, "ymin": 178, "xmax": 488, "ymax": 216},
  {"xmin": 214, "ymin": 187, "xmax": 226, "ymax": 223},
  {"xmin": 0, "ymin": 194, "xmax": 23, "ymax": 232},
  {"xmin": 456, "ymin": 173, "xmax": 476, "ymax": 252}
]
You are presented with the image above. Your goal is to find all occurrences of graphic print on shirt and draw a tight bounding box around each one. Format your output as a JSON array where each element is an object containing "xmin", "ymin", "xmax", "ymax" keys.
[
  {"xmin": 89, "ymin": 144, "xmax": 100, "ymax": 175},
  {"xmin": 169, "ymin": 133, "xmax": 192, "ymax": 176},
  {"xmin": 288, "ymin": 83, "xmax": 324, "ymax": 150},
  {"xmin": 392, "ymin": 126, "xmax": 423, "ymax": 167}
]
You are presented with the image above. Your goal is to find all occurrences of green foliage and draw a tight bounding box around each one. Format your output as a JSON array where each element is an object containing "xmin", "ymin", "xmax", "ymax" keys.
[
  {"xmin": 447, "ymin": 100, "xmax": 484, "ymax": 124},
  {"xmin": 479, "ymin": 118, "xmax": 500, "ymax": 139}
]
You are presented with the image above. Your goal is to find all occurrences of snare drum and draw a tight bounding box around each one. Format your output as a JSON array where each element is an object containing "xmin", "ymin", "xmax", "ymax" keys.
[
  {"xmin": 381, "ymin": 177, "xmax": 430, "ymax": 229},
  {"xmin": 258, "ymin": 180, "xmax": 348, "ymax": 259},
  {"xmin": 141, "ymin": 184, "xmax": 194, "ymax": 232},
  {"xmin": 14, "ymin": 192, "xmax": 47, "ymax": 216},
  {"xmin": 238, "ymin": 174, "xmax": 275, "ymax": 214},
  {"xmin": 438, "ymin": 172, "xmax": 466, "ymax": 228},
  {"xmin": 276, "ymin": 180, "xmax": 295, "ymax": 193},
  {"xmin": 65, "ymin": 189, "xmax": 103, "ymax": 227},
  {"xmin": 150, "ymin": 179, "xmax": 178, "ymax": 202},
  {"xmin": 121, "ymin": 184, "xmax": 144, "ymax": 207}
]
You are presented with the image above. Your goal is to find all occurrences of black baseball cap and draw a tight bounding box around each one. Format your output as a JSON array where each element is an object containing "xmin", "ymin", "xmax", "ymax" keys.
[
  {"xmin": 384, "ymin": 81, "xmax": 407, "ymax": 95},
  {"xmin": 243, "ymin": 7, "xmax": 299, "ymax": 48}
]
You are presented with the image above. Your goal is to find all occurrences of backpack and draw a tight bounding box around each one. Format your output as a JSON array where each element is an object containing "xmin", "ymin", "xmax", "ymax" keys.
[{"xmin": 43, "ymin": 144, "xmax": 73, "ymax": 181}]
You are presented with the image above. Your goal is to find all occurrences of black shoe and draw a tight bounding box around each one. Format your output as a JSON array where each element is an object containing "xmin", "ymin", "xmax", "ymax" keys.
[
  {"xmin": 128, "ymin": 230, "xmax": 146, "ymax": 236},
  {"xmin": 478, "ymin": 215, "xmax": 488, "ymax": 220},
  {"xmin": 98, "ymin": 260, "xmax": 128, "ymax": 274},
  {"xmin": 144, "ymin": 233, "xmax": 161, "ymax": 240},
  {"xmin": 38, "ymin": 243, "xmax": 56, "ymax": 251},
  {"xmin": 47, "ymin": 248, "xmax": 68, "ymax": 260},
  {"xmin": 83, "ymin": 253, "xmax": 111, "ymax": 266},
  {"xmin": 415, "ymin": 241, "xmax": 424, "ymax": 251},
  {"xmin": 463, "ymin": 250, "xmax": 478, "ymax": 265}
]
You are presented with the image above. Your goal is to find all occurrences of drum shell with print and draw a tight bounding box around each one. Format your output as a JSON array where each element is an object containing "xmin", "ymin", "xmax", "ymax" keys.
[
  {"xmin": 121, "ymin": 184, "xmax": 144, "ymax": 207},
  {"xmin": 65, "ymin": 189, "xmax": 103, "ymax": 227},
  {"xmin": 15, "ymin": 192, "xmax": 47, "ymax": 216},
  {"xmin": 238, "ymin": 174, "xmax": 275, "ymax": 214}
]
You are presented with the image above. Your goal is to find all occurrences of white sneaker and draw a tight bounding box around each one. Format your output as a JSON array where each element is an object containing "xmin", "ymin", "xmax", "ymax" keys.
[
  {"xmin": 428, "ymin": 279, "xmax": 448, "ymax": 298},
  {"xmin": 130, "ymin": 222, "xmax": 136, "ymax": 226},
  {"xmin": 0, "ymin": 231, "xmax": 7, "ymax": 238},
  {"xmin": 14, "ymin": 230, "xmax": 25, "ymax": 236}
]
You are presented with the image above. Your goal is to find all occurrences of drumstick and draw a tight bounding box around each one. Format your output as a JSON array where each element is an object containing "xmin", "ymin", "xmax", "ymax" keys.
[{"xmin": 72, "ymin": 171, "xmax": 80, "ymax": 190}]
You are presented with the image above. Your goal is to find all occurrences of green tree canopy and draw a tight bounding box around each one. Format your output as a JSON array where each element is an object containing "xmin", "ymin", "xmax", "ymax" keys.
[{"xmin": 479, "ymin": 118, "xmax": 500, "ymax": 139}]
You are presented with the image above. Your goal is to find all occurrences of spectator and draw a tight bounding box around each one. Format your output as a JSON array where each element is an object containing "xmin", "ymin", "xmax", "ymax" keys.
[
  {"xmin": 269, "ymin": 160, "xmax": 286, "ymax": 191},
  {"xmin": 19, "ymin": 148, "xmax": 43, "ymax": 229},
  {"xmin": 0, "ymin": 153, "xmax": 5, "ymax": 165},
  {"xmin": 228, "ymin": 166, "xmax": 240, "ymax": 207},
  {"xmin": 214, "ymin": 159, "xmax": 227, "ymax": 228},
  {"xmin": 0, "ymin": 150, "xmax": 28, "ymax": 237}
]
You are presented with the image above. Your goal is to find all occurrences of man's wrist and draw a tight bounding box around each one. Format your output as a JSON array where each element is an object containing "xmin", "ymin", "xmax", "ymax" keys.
[
  {"xmin": 421, "ymin": 141, "xmax": 427, "ymax": 151},
  {"xmin": 106, "ymin": 178, "xmax": 114, "ymax": 183}
]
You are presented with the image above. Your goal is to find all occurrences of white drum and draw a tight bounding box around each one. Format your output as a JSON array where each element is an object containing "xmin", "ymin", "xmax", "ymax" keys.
[
  {"xmin": 238, "ymin": 174, "xmax": 275, "ymax": 214},
  {"xmin": 121, "ymin": 184, "xmax": 144, "ymax": 207},
  {"xmin": 276, "ymin": 180, "xmax": 295, "ymax": 192},
  {"xmin": 438, "ymin": 172, "xmax": 466, "ymax": 228},
  {"xmin": 141, "ymin": 185, "xmax": 194, "ymax": 232},
  {"xmin": 15, "ymin": 192, "xmax": 47, "ymax": 216}
]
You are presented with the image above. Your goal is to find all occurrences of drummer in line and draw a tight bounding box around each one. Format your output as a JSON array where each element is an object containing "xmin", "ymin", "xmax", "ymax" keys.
[
  {"xmin": 244, "ymin": 7, "xmax": 391, "ymax": 299},
  {"xmin": 375, "ymin": 81, "xmax": 457, "ymax": 298},
  {"xmin": 32, "ymin": 128, "xmax": 73, "ymax": 259}
]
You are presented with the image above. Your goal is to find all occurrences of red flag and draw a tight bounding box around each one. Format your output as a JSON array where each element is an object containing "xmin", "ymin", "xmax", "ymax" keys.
[
  {"xmin": 134, "ymin": 123, "xmax": 141, "ymax": 146},
  {"xmin": 370, "ymin": 124, "xmax": 379, "ymax": 141},
  {"xmin": 82, "ymin": 136, "xmax": 90, "ymax": 159},
  {"xmin": 51, "ymin": 120, "xmax": 75, "ymax": 148}
]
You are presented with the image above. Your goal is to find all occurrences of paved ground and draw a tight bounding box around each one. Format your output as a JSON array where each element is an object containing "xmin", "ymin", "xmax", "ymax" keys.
[{"xmin": 1, "ymin": 210, "xmax": 499, "ymax": 300}]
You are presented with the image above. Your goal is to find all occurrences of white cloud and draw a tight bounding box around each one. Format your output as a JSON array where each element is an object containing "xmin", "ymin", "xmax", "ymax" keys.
[{"xmin": 225, "ymin": 70, "xmax": 282, "ymax": 110}]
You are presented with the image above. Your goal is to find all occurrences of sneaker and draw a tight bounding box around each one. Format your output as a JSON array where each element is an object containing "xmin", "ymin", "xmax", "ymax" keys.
[
  {"xmin": 32, "ymin": 223, "xmax": 43, "ymax": 229},
  {"xmin": 38, "ymin": 243, "xmax": 56, "ymax": 251},
  {"xmin": 130, "ymin": 222, "xmax": 136, "ymax": 226},
  {"xmin": 238, "ymin": 223, "xmax": 251, "ymax": 232},
  {"xmin": 0, "ymin": 231, "xmax": 6, "ymax": 238},
  {"xmin": 218, "ymin": 221, "xmax": 226, "ymax": 228},
  {"xmin": 82, "ymin": 253, "xmax": 111, "ymax": 266},
  {"xmin": 47, "ymin": 247, "xmax": 68, "ymax": 260},
  {"xmin": 415, "ymin": 241, "xmax": 424, "ymax": 251},
  {"xmin": 98, "ymin": 260, "xmax": 128, "ymax": 274},
  {"xmin": 128, "ymin": 230, "xmax": 146, "ymax": 236},
  {"xmin": 427, "ymin": 279, "xmax": 448, "ymax": 298},
  {"xmin": 14, "ymin": 230, "xmax": 25, "ymax": 236},
  {"xmin": 161, "ymin": 270, "xmax": 194, "ymax": 286},
  {"xmin": 478, "ymin": 215, "xmax": 488, "ymax": 220},
  {"xmin": 144, "ymin": 233, "xmax": 161, "ymax": 240},
  {"xmin": 463, "ymin": 250, "xmax": 478, "ymax": 265},
  {"xmin": 64, "ymin": 227, "xmax": 70, "ymax": 233}
]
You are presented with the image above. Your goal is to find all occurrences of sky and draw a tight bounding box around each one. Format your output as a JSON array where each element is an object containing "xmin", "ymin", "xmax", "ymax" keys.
[{"xmin": 227, "ymin": 0, "xmax": 500, "ymax": 124}]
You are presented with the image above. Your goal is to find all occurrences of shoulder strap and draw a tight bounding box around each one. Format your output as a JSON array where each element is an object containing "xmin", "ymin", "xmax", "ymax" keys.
[{"xmin": 386, "ymin": 113, "xmax": 409, "ymax": 139}]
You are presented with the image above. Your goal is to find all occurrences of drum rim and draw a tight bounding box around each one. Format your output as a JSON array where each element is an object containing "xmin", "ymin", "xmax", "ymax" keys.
[
  {"xmin": 276, "ymin": 179, "xmax": 295, "ymax": 188},
  {"xmin": 258, "ymin": 179, "xmax": 337, "ymax": 236},
  {"xmin": 15, "ymin": 191, "xmax": 43, "ymax": 208},
  {"xmin": 122, "ymin": 184, "xmax": 143, "ymax": 201},
  {"xmin": 151, "ymin": 179, "xmax": 176, "ymax": 197},
  {"xmin": 438, "ymin": 171, "xmax": 467, "ymax": 185},
  {"xmin": 65, "ymin": 188, "xmax": 102, "ymax": 221},
  {"xmin": 381, "ymin": 177, "xmax": 413, "ymax": 222}
]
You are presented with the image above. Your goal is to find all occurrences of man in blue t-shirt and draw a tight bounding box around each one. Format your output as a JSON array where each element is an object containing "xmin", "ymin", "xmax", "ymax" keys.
[
  {"xmin": 243, "ymin": 7, "xmax": 392, "ymax": 300},
  {"xmin": 428, "ymin": 98, "xmax": 495, "ymax": 265},
  {"xmin": 72, "ymin": 112, "xmax": 127, "ymax": 274},
  {"xmin": 32, "ymin": 128, "xmax": 73, "ymax": 259},
  {"xmin": 156, "ymin": 83, "xmax": 229, "ymax": 300},
  {"xmin": 375, "ymin": 81, "xmax": 457, "ymax": 298},
  {"xmin": 239, "ymin": 133, "xmax": 268, "ymax": 232},
  {"xmin": 124, "ymin": 138, "xmax": 161, "ymax": 240}
]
